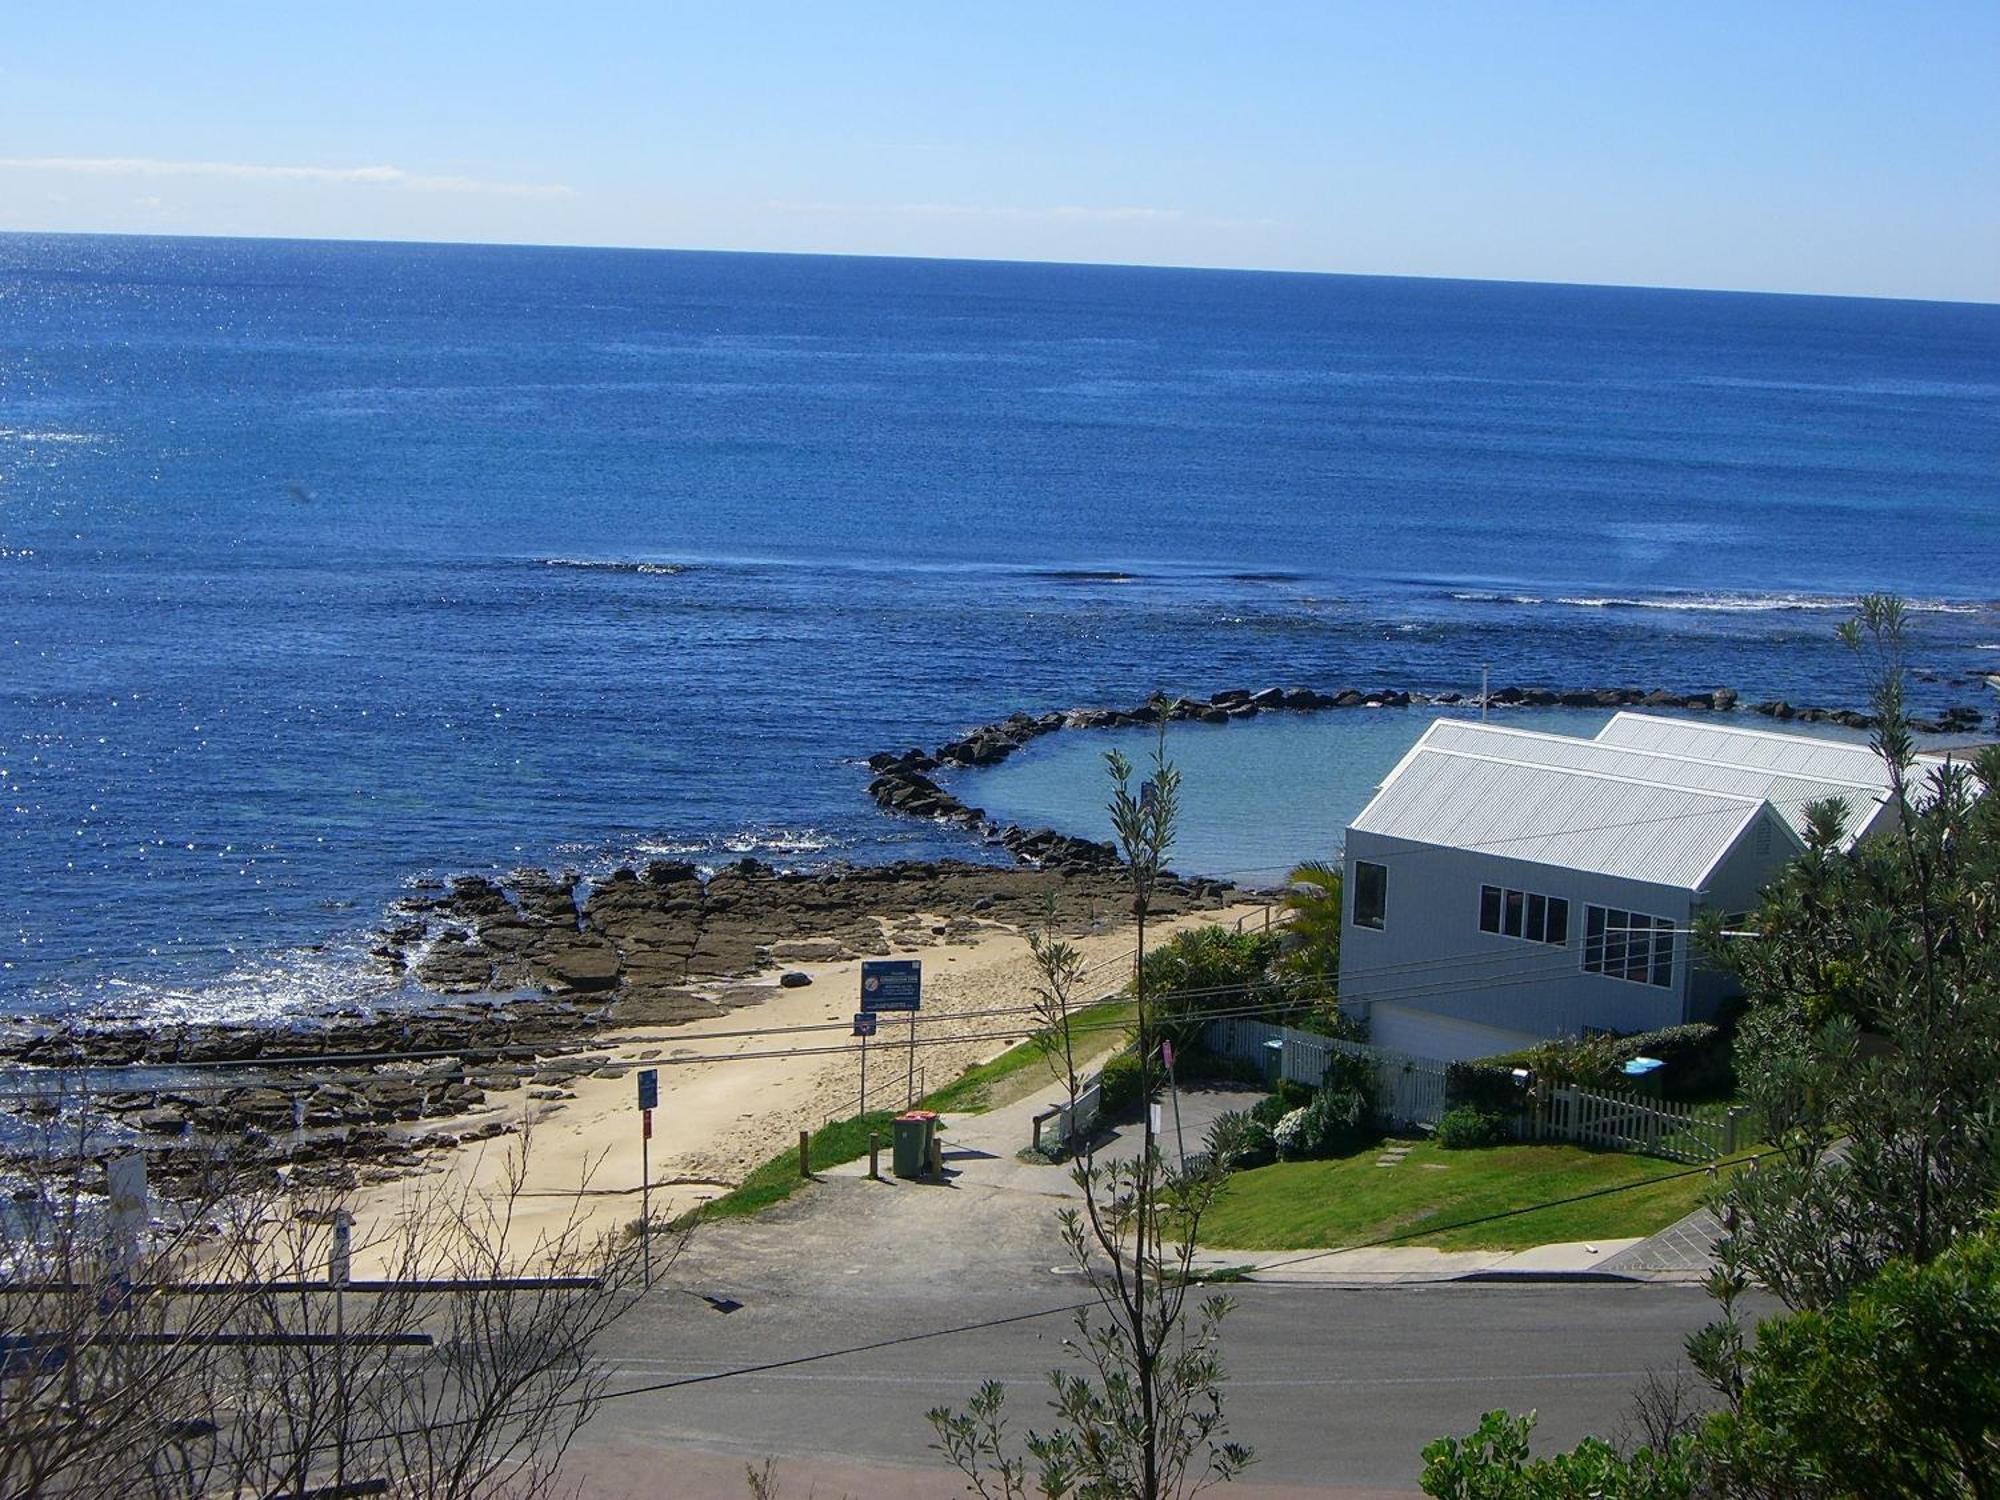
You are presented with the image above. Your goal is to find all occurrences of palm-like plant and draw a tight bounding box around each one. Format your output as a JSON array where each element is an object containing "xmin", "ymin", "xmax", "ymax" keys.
[{"xmin": 1276, "ymin": 859, "xmax": 1343, "ymax": 997}]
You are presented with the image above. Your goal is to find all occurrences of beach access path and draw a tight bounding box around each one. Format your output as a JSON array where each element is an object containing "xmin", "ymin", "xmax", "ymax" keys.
[{"xmin": 341, "ymin": 900, "xmax": 1270, "ymax": 1264}]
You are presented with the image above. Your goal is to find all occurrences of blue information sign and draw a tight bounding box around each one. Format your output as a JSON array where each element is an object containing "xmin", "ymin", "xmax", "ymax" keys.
[
  {"xmin": 852, "ymin": 1012, "xmax": 877, "ymax": 1038},
  {"xmin": 636, "ymin": 1068, "xmax": 659, "ymax": 1111},
  {"xmin": 860, "ymin": 959, "xmax": 922, "ymax": 1013}
]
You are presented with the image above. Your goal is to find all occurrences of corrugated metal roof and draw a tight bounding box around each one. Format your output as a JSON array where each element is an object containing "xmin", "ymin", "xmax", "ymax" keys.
[
  {"xmin": 1424, "ymin": 719, "xmax": 1890, "ymax": 843},
  {"xmin": 1351, "ymin": 745, "xmax": 1770, "ymax": 888},
  {"xmin": 1595, "ymin": 711, "xmax": 1945, "ymax": 783}
]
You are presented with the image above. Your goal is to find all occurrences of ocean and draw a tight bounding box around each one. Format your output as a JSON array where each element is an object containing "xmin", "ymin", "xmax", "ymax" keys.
[{"xmin": 2, "ymin": 233, "xmax": 1996, "ymax": 1023}]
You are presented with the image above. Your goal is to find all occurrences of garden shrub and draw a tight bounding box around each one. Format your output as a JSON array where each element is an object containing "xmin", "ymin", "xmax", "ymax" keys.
[
  {"xmin": 1435, "ymin": 1105, "xmax": 1510, "ymax": 1150},
  {"xmin": 1095, "ymin": 1051, "xmax": 1148, "ymax": 1116},
  {"xmin": 1271, "ymin": 1107, "xmax": 1313, "ymax": 1160},
  {"xmin": 1446, "ymin": 1060, "xmax": 1527, "ymax": 1116},
  {"xmin": 1319, "ymin": 1047, "xmax": 1376, "ymax": 1100},
  {"xmin": 1250, "ymin": 1078, "xmax": 1315, "ymax": 1127},
  {"xmin": 1504, "ymin": 1023, "xmax": 1729, "ymax": 1099},
  {"xmin": 1272, "ymin": 1088, "xmax": 1376, "ymax": 1161},
  {"xmin": 1203, "ymin": 1109, "xmax": 1276, "ymax": 1171}
]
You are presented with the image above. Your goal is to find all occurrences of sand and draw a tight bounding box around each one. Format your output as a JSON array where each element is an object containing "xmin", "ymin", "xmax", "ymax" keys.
[{"xmin": 347, "ymin": 901, "xmax": 1272, "ymax": 1259}]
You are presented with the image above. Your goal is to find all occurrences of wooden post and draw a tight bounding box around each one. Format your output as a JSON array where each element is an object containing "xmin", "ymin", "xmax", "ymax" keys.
[
  {"xmin": 868, "ymin": 1131, "xmax": 880, "ymax": 1180},
  {"xmin": 798, "ymin": 1129, "xmax": 811, "ymax": 1179}
]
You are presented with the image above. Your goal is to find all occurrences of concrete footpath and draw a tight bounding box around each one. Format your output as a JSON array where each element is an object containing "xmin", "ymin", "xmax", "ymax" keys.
[{"xmin": 823, "ymin": 1072, "xmax": 1717, "ymax": 1287}]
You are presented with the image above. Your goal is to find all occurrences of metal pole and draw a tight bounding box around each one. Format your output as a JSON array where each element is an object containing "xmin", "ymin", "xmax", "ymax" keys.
[
  {"xmin": 334, "ymin": 1279, "xmax": 347, "ymax": 1496},
  {"xmin": 642, "ymin": 1121, "xmax": 652, "ymax": 1292},
  {"xmin": 1168, "ymin": 1052, "xmax": 1186, "ymax": 1172},
  {"xmin": 859, "ymin": 1029, "xmax": 868, "ymax": 1117},
  {"xmin": 905, "ymin": 1011, "xmax": 917, "ymax": 1108}
]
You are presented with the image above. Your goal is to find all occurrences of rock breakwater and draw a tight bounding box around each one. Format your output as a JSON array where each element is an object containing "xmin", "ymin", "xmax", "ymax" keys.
[{"xmin": 862, "ymin": 682, "xmax": 1992, "ymax": 856}]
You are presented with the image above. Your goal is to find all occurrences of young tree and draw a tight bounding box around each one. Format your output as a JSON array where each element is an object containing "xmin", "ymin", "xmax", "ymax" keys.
[{"xmin": 929, "ymin": 729, "xmax": 1252, "ymax": 1499}]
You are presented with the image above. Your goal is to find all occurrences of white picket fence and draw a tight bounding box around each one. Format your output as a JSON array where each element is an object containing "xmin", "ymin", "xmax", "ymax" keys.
[
  {"xmin": 1529, "ymin": 1084, "xmax": 1739, "ymax": 1164},
  {"xmin": 1202, "ymin": 1018, "xmax": 1451, "ymax": 1130},
  {"xmin": 1203, "ymin": 1016, "xmax": 1739, "ymax": 1163}
]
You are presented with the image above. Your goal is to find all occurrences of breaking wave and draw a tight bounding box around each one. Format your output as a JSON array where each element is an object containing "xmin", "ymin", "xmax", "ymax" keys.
[
  {"xmin": 539, "ymin": 557, "xmax": 690, "ymax": 576},
  {"xmin": 1450, "ymin": 589, "xmax": 1986, "ymax": 617}
]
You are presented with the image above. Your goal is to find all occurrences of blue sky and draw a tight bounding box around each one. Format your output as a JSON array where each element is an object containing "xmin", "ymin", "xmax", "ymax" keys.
[{"xmin": 3, "ymin": 3, "xmax": 1996, "ymax": 300}]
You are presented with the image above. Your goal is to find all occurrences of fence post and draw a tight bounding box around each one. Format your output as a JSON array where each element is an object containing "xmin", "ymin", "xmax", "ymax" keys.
[{"xmin": 1724, "ymin": 1106, "xmax": 1741, "ymax": 1155}]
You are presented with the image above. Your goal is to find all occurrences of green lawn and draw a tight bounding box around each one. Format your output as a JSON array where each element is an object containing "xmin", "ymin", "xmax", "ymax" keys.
[
  {"xmin": 1199, "ymin": 1139, "xmax": 1749, "ymax": 1252},
  {"xmin": 688, "ymin": 996, "xmax": 1136, "ymax": 1222},
  {"xmin": 922, "ymin": 995, "xmax": 1136, "ymax": 1114}
]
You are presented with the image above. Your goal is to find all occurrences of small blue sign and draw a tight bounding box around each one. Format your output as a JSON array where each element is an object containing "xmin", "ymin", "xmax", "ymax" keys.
[
  {"xmin": 860, "ymin": 959, "xmax": 922, "ymax": 1013},
  {"xmin": 636, "ymin": 1068, "xmax": 659, "ymax": 1111},
  {"xmin": 853, "ymin": 1012, "xmax": 877, "ymax": 1038}
]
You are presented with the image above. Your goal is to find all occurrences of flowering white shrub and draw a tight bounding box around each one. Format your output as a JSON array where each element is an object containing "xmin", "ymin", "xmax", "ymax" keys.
[{"xmin": 1271, "ymin": 1106, "xmax": 1312, "ymax": 1160}]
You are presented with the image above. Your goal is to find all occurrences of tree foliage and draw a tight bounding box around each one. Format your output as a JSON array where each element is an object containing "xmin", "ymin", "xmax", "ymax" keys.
[
  {"xmin": 930, "ymin": 728, "xmax": 1251, "ymax": 1500},
  {"xmin": 1703, "ymin": 594, "xmax": 2000, "ymax": 1309}
]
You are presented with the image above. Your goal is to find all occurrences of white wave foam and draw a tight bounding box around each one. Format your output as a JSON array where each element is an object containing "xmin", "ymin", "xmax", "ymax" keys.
[
  {"xmin": 539, "ymin": 557, "xmax": 687, "ymax": 576},
  {"xmin": 722, "ymin": 826, "xmax": 837, "ymax": 855},
  {"xmin": 1458, "ymin": 589, "xmax": 1984, "ymax": 617},
  {"xmin": 0, "ymin": 428, "xmax": 103, "ymax": 444},
  {"xmin": 78, "ymin": 940, "xmax": 406, "ymax": 1029}
]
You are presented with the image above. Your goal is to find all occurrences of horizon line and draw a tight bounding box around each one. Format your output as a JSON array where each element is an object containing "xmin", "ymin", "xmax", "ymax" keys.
[{"xmin": 1, "ymin": 225, "xmax": 1994, "ymax": 310}]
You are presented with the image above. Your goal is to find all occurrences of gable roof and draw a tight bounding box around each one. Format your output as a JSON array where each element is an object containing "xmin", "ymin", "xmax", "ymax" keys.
[
  {"xmin": 1425, "ymin": 717, "xmax": 1891, "ymax": 844},
  {"xmin": 1350, "ymin": 743, "xmax": 1802, "ymax": 889}
]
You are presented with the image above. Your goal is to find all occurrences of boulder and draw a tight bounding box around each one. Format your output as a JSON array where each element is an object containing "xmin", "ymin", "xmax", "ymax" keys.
[{"xmin": 779, "ymin": 971, "xmax": 813, "ymax": 988}]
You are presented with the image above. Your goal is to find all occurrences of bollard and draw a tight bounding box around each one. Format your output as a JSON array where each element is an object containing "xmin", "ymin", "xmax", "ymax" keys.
[
  {"xmin": 868, "ymin": 1131, "xmax": 881, "ymax": 1180},
  {"xmin": 799, "ymin": 1129, "xmax": 811, "ymax": 1179}
]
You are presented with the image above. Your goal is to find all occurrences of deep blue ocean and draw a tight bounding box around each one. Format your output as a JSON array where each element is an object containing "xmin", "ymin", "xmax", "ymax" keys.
[{"xmin": 3, "ymin": 233, "xmax": 1997, "ymax": 1023}]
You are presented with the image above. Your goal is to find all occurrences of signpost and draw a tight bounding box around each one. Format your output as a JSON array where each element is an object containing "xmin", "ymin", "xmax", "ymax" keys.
[
  {"xmin": 330, "ymin": 1208, "xmax": 353, "ymax": 1493},
  {"xmin": 103, "ymin": 1152, "xmax": 147, "ymax": 1282},
  {"xmin": 636, "ymin": 1069, "xmax": 659, "ymax": 1289},
  {"xmin": 860, "ymin": 960, "xmax": 922, "ymax": 1106},
  {"xmin": 852, "ymin": 1012, "xmax": 877, "ymax": 1114}
]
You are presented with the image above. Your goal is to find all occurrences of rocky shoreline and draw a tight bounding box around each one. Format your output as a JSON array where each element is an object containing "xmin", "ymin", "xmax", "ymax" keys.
[
  {"xmin": 862, "ymin": 681, "xmax": 1992, "ymax": 858},
  {"xmin": 3, "ymin": 859, "xmax": 1232, "ymax": 1180},
  {"xmin": 9, "ymin": 673, "xmax": 1988, "ymax": 1187}
]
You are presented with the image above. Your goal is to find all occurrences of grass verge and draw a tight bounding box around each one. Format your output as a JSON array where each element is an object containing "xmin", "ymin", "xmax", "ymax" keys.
[
  {"xmin": 1199, "ymin": 1139, "xmax": 1753, "ymax": 1253},
  {"xmin": 687, "ymin": 995, "xmax": 1138, "ymax": 1223}
]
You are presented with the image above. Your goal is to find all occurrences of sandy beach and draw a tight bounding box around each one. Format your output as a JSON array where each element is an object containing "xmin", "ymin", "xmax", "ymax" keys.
[{"xmin": 348, "ymin": 900, "xmax": 1272, "ymax": 1258}]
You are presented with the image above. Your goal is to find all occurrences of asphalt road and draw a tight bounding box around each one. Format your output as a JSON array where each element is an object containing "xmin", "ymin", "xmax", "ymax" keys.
[{"xmin": 565, "ymin": 1173, "xmax": 1743, "ymax": 1496}]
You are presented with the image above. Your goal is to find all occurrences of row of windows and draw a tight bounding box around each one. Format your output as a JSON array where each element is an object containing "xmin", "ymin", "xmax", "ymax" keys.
[
  {"xmin": 1348, "ymin": 863, "xmax": 1676, "ymax": 990},
  {"xmin": 1479, "ymin": 885, "xmax": 1569, "ymax": 946},
  {"xmin": 1583, "ymin": 906, "xmax": 1675, "ymax": 988}
]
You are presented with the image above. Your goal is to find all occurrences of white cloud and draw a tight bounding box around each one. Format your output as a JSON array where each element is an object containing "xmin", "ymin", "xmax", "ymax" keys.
[{"xmin": 0, "ymin": 155, "xmax": 571, "ymax": 199}]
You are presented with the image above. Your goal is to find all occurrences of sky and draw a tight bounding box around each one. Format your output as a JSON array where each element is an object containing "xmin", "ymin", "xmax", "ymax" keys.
[{"xmin": 2, "ymin": 3, "xmax": 1996, "ymax": 301}]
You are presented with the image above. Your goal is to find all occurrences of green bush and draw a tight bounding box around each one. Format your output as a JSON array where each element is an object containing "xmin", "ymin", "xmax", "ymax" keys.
[
  {"xmin": 1446, "ymin": 1060, "xmax": 1527, "ymax": 1116},
  {"xmin": 1203, "ymin": 1109, "xmax": 1276, "ymax": 1171},
  {"xmin": 1250, "ymin": 1078, "xmax": 1315, "ymax": 1127},
  {"xmin": 1504, "ymin": 1023, "xmax": 1730, "ymax": 1100},
  {"xmin": 1272, "ymin": 1087, "xmax": 1376, "ymax": 1161},
  {"xmin": 1435, "ymin": 1106, "xmax": 1510, "ymax": 1150},
  {"xmin": 1095, "ymin": 1051, "xmax": 1148, "ymax": 1116}
]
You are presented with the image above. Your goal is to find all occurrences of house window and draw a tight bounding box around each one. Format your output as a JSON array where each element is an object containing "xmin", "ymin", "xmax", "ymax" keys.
[
  {"xmin": 1354, "ymin": 862, "xmax": 1388, "ymax": 929},
  {"xmin": 1583, "ymin": 905, "xmax": 1674, "ymax": 988},
  {"xmin": 1479, "ymin": 885, "xmax": 1570, "ymax": 946}
]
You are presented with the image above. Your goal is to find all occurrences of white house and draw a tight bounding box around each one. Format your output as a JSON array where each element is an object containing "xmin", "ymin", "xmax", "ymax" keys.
[{"xmin": 1335, "ymin": 712, "xmax": 1948, "ymax": 1061}]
